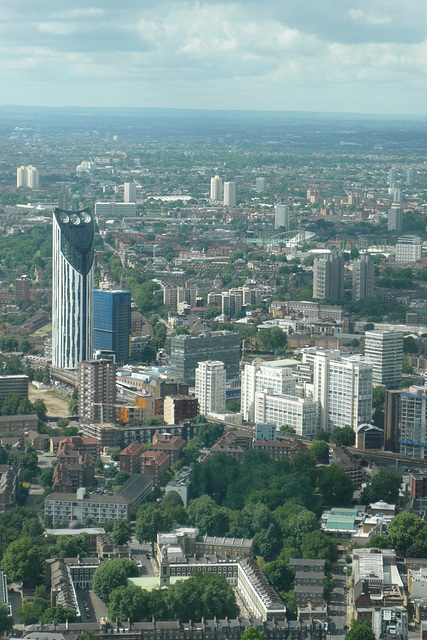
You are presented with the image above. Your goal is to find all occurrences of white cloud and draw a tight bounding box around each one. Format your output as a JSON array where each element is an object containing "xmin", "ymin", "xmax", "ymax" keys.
[
  {"xmin": 0, "ymin": 0, "xmax": 426, "ymax": 112},
  {"xmin": 37, "ymin": 22, "xmax": 77, "ymax": 35}
]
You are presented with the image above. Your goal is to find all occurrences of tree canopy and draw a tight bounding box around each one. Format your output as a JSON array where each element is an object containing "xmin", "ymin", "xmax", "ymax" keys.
[{"xmin": 92, "ymin": 558, "xmax": 139, "ymax": 603}]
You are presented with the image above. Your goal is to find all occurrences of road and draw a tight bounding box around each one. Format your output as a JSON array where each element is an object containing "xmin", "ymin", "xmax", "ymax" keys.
[
  {"xmin": 329, "ymin": 557, "xmax": 349, "ymax": 639},
  {"xmin": 129, "ymin": 536, "xmax": 157, "ymax": 577}
]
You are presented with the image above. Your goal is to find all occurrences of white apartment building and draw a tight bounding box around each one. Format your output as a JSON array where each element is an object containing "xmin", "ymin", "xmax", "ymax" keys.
[
  {"xmin": 241, "ymin": 359, "xmax": 298, "ymax": 423},
  {"xmin": 124, "ymin": 182, "xmax": 137, "ymax": 203},
  {"xmin": 365, "ymin": 330, "xmax": 403, "ymax": 387},
  {"xmin": 94, "ymin": 202, "xmax": 136, "ymax": 217},
  {"xmin": 275, "ymin": 205, "xmax": 289, "ymax": 230},
  {"xmin": 306, "ymin": 349, "xmax": 372, "ymax": 431},
  {"xmin": 255, "ymin": 392, "xmax": 319, "ymax": 437},
  {"xmin": 17, "ymin": 165, "xmax": 39, "ymax": 189},
  {"xmin": 195, "ymin": 361, "xmax": 226, "ymax": 416},
  {"xmin": 210, "ymin": 175, "xmax": 223, "ymax": 201},
  {"xmin": 395, "ymin": 236, "xmax": 422, "ymax": 263},
  {"xmin": 399, "ymin": 386, "xmax": 427, "ymax": 459},
  {"xmin": 327, "ymin": 358, "xmax": 373, "ymax": 431},
  {"xmin": 223, "ymin": 181, "xmax": 236, "ymax": 206},
  {"xmin": 44, "ymin": 488, "xmax": 129, "ymax": 525}
]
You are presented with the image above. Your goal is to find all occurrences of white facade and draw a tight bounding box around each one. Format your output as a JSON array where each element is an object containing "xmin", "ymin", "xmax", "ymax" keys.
[
  {"xmin": 241, "ymin": 360, "xmax": 298, "ymax": 423},
  {"xmin": 124, "ymin": 182, "xmax": 137, "ymax": 203},
  {"xmin": 17, "ymin": 165, "xmax": 39, "ymax": 189},
  {"xmin": 44, "ymin": 492, "xmax": 129, "ymax": 525},
  {"xmin": 52, "ymin": 208, "xmax": 94, "ymax": 369},
  {"xmin": 327, "ymin": 358, "xmax": 373, "ymax": 431},
  {"xmin": 396, "ymin": 237, "xmax": 422, "ymax": 262},
  {"xmin": 210, "ymin": 175, "xmax": 223, "ymax": 202},
  {"xmin": 195, "ymin": 361, "xmax": 226, "ymax": 416},
  {"xmin": 308, "ymin": 349, "xmax": 373, "ymax": 431},
  {"xmin": 223, "ymin": 181, "xmax": 236, "ymax": 206},
  {"xmin": 275, "ymin": 205, "xmax": 289, "ymax": 230},
  {"xmin": 365, "ymin": 330, "xmax": 403, "ymax": 387},
  {"xmin": 255, "ymin": 392, "xmax": 319, "ymax": 437},
  {"xmin": 94, "ymin": 202, "xmax": 136, "ymax": 217}
]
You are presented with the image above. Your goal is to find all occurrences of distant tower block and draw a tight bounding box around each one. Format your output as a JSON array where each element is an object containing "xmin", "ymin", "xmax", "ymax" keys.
[
  {"xmin": 406, "ymin": 168, "xmax": 415, "ymax": 186},
  {"xmin": 388, "ymin": 205, "xmax": 402, "ymax": 232},
  {"xmin": 223, "ymin": 181, "xmax": 236, "ymax": 207},
  {"xmin": 275, "ymin": 205, "xmax": 289, "ymax": 230},
  {"xmin": 210, "ymin": 175, "xmax": 223, "ymax": 202},
  {"xmin": 124, "ymin": 182, "xmax": 137, "ymax": 203},
  {"xmin": 388, "ymin": 167, "xmax": 397, "ymax": 187},
  {"xmin": 255, "ymin": 177, "xmax": 266, "ymax": 193},
  {"xmin": 17, "ymin": 165, "xmax": 39, "ymax": 189}
]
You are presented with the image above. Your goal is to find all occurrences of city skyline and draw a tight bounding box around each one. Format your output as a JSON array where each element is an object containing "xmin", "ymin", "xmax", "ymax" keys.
[{"xmin": 1, "ymin": 1, "xmax": 427, "ymax": 115}]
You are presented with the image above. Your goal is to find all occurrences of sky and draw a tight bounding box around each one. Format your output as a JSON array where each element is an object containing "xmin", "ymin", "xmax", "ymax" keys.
[{"xmin": 2, "ymin": 0, "xmax": 427, "ymax": 115}]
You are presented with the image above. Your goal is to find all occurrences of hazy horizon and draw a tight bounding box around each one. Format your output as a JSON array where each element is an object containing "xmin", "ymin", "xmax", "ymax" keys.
[{"xmin": 2, "ymin": 1, "xmax": 427, "ymax": 117}]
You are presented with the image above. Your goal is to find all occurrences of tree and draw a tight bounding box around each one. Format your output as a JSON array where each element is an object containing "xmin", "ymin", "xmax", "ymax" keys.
[
  {"xmin": 78, "ymin": 632, "xmax": 97, "ymax": 640},
  {"xmin": 114, "ymin": 471, "xmax": 131, "ymax": 486},
  {"xmin": 0, "ymin": 446, "xmax": 8, "ymax": 465},
  {"xmin": 345, "ymin": 622, "xmax": 375, "ymax": 640},
  {"xmin": 318, "ymin": 464, "xmax": 354, "ymax": 506},
  {"xmin": 33, "ymin": 399, "xmax": 47, "ymax": 422},
  {"xmin": 301, "ymin": 531, "xmax": 339, "ymax": 566},
  {"xmin": 0, "ymin": 603, "xmax": 13, "ymax": 634},
  {"xmin": 287, "ymin": 509, "xmax": 320, "ymax": 546},
  {"xmin": 92, "ymin": 558, "xmax": 139, "ymax": 603},
  {"xmin": 309, "ymin": 440, "xmax": 329, "ymax": 464},
  {"xmin": 329, "ymin": 426, "xmax": 355, "ymax": 446},
  {"xmin": 167, "ymin": 572, "xmax": 238, "ymax": 622},
  {"xmin": 108, "ymin": 585, "xmax": 150, "ymax": 622},
  {"xmin": 162, "ymin": 491, "xmax": 184, "ymax": 509},
  {"xmin": 136, "ymin": 504, "xmax": 169, "ymax": 551},
  {"xmin": 52, "ymin": 534, "xmax": 89, "ymax": 559},
  {"xmin": 57, "ymin": 418, "xmax": 69, "ymax": 428},
  {"xmin": 21, "ymin": 518, "xmax": 44, "ymax": 538},
  {"xmin": 258, "ymin": 327, "xmax": 287, "ymax": 352},
  {"xmin": 361, "ymin": 470, "xmax": 402, "ymax": 505},
  {"xmin": 388, "ymin": 512, "xmax": 426, "ymax": 556},
  {"xmin": 2, "ymin": 537, "xmax": 43, "ymax": 586},
  {"xmin": 403, "ymin": 336, "xmax": 418, "ymax": 354},
  {"xmin": 280, "ymin": 424, "xmax": 296, "ymax": 434},
  {"xmin": 188, "ymin": 495, "xmax": 229, "ymax": 536},
  {"xmin": 17, "ymin": 449, "xmax": 39, "ymax": 482},
  {"xmin": 111, "ymin": 520, "xmax": 132, "ymax": 545},
  {"xmin": 372, "ymin": 387, "xmax": 385, "ymax": 410},
  {"xmin": 313, "ymin": 430, "xmax": 329, "ymax": 442},
  {"xmin": 1, "ymin": 393, "xmax": 22, "ymax": 415},
  {"xmin": 241, "ymin": 628, "xmax": 264, "ymax": 640}
]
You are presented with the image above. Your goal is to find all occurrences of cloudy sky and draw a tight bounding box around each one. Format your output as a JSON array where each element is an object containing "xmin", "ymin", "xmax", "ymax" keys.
[{"xmin": 2, "ymin": 0, "xmax": 427, "ymax": 115}]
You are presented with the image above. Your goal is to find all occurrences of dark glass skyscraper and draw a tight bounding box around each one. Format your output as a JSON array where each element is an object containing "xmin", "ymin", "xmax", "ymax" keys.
[{"xmin": 94, "ymin": 289, "xmax": 131, "ymax": 365}]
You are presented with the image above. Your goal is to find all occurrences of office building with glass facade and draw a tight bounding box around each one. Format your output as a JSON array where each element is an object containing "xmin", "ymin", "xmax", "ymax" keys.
[{"xmin": 94, "ymin": 290, "xmax": 131, "ymax": 365}]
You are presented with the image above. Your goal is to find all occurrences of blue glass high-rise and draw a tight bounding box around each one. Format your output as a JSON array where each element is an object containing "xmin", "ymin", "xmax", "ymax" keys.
[{"xmin": 94, "ymin": 290, "xmax": 131, "ymax": 365}]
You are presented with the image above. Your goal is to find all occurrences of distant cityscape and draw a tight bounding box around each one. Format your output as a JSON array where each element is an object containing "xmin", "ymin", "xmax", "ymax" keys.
[{"xmin": 1, "ymin": 110, "xmax": 427, "ymax": 640}]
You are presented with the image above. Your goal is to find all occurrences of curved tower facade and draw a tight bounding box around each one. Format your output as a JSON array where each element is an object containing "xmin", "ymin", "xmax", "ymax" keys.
[{"xmin": 52, "ymin": 207, "xmax": 94, "ymax": 369}]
